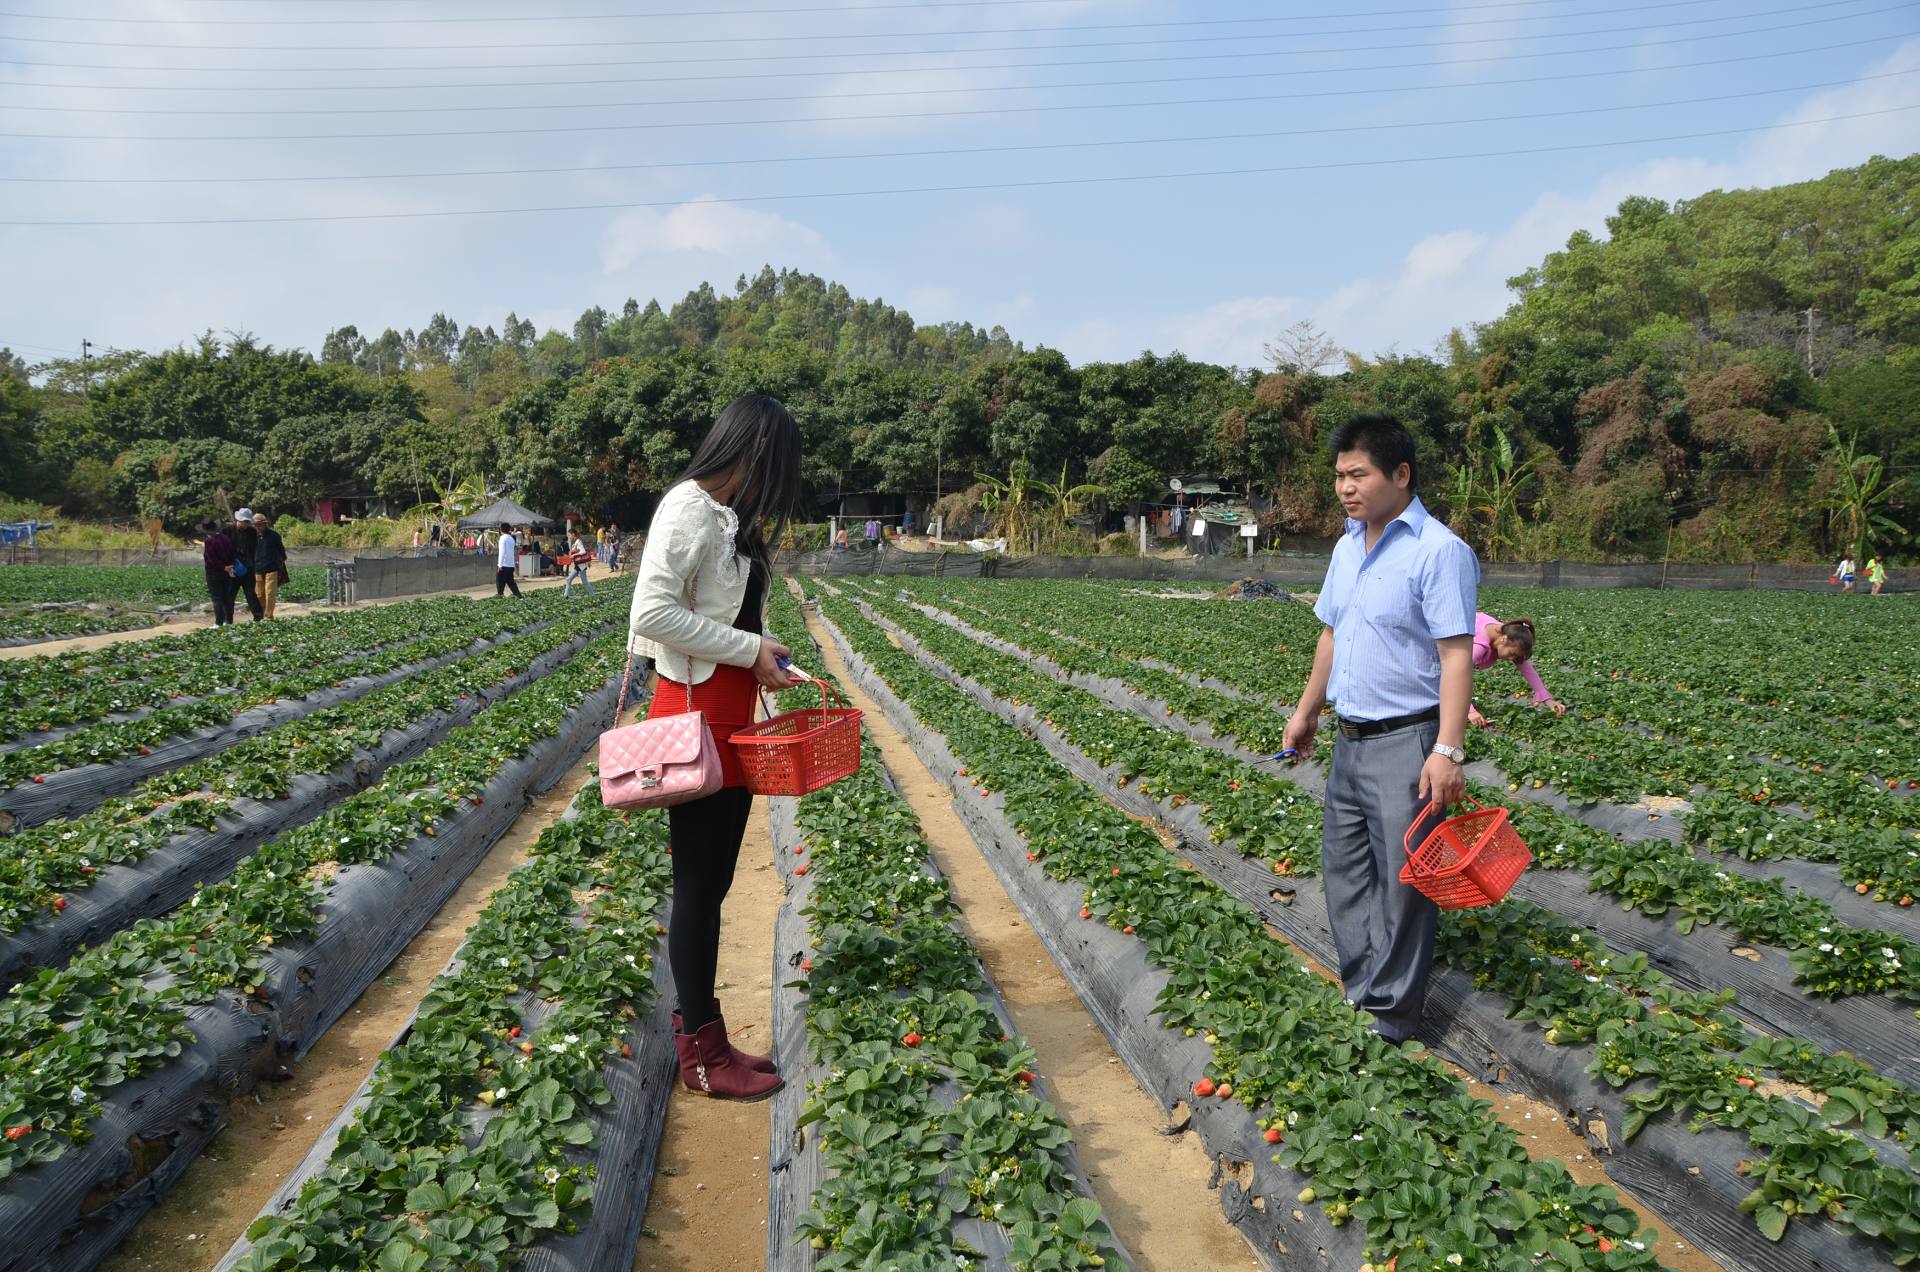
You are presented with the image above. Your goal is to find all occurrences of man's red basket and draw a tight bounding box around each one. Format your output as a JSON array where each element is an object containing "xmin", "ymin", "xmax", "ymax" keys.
[
  {"xmin": 1398, "ymin": 798, "xmax": 1532, "ymax": 910},
  {"xmin": 731, "ymin": 680, "xmax": 863, "ymax": 797}
]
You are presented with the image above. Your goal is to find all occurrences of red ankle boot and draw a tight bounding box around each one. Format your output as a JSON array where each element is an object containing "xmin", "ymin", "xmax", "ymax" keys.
[
  {"xmin": 674, "ymin": 1017, "xmax": 783, "ymax": 1101},
  {"xmin": 672, "ymin": 999, "xmax": 776, "ymax": 1074}
]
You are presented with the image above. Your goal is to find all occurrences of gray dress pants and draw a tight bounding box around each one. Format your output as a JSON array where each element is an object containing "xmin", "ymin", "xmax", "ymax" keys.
[{"xmin": 1320, "ymin": 716, "xmax": 1441, "ymax": 1042}]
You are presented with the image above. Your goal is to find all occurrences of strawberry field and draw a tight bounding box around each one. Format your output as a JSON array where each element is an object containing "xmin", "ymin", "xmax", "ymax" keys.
[
  {"xmin": 0, "ymin": 572, "xmax": 1914, "ymax": 1272},
  {"xmin": 0, "ymin": 566, "xmax": 329, "ymax": 646}
]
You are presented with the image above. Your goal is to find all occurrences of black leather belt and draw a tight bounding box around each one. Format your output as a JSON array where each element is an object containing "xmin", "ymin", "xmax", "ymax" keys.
[{"xmin": 1335, "ymin": 705, "xmax": 1440, "ymax": 740}]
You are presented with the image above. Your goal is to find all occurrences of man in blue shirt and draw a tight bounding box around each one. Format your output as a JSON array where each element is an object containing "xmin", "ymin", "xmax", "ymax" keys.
[{"xmin": 1282, "ymin": 414, "xmax": 1478, "ymax": 1043}]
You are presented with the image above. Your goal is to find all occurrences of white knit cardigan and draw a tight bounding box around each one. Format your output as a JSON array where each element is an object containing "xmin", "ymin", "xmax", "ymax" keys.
[{"xmin": 625, "ymin": 479, "xmax": 766, "ymax": 685}]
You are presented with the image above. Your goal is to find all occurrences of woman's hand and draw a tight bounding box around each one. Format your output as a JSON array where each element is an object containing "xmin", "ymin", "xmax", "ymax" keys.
[
  {"xmin": 754, "ymin": 636, "xmax": 803, "ymax": 691},
  {"xmin": 1468, "ymin": 705, "xmax": 1488, "ymax": 729},
  {"xmin": 1543, "ymin": 698, "xmax": 1567, "ymax": 716}
]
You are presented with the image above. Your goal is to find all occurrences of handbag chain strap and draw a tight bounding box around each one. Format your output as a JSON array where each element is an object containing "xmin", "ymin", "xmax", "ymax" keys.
[{"xmin": 614, "ymin": 568, "xmax": 700, "ymax": 726}]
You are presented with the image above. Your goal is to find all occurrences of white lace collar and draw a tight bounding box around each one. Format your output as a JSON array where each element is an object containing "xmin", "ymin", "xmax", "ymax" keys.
[{"xmin": 687, "ymin": 480, "xmax": 745, "ymax": 584}]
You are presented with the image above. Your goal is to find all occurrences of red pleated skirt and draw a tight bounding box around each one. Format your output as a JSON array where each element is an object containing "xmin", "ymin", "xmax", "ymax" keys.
[{"xmin": 646, "ymin": 663, "xmax": 760, "ymax": 789}]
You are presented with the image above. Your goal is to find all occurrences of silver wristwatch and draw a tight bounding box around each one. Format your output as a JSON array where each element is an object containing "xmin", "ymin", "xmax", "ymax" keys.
[{"xmin": 1432, "ymin": 742, "xmax": 1466, "ymax": 764}]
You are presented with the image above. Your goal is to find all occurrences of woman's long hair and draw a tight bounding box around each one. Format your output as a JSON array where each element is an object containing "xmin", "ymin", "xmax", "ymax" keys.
[{"xmin": 681, "ymin": 393, "xmax": 803, "ymax": 571}]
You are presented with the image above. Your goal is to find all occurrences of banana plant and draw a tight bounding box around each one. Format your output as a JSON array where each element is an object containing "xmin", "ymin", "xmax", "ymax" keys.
[{"xmin": 1817, "ymin": 423, "xmax": 1907, "ymax": 562}]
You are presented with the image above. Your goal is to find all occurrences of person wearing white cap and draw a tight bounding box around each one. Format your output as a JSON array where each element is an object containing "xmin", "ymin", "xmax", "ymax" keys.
[{"xmin": 231, "ymin": 508, "xmax": 263, "ymax": 622}]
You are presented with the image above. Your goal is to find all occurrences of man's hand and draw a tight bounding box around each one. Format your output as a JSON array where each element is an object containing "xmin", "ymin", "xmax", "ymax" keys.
[
  {"xmin": 1419, "ymin": 751, "xmax": 1465, "ymax": 807},
  {"xmin": 1282, "ymin": 710, "xmax": 1319, "ymax": 760}
]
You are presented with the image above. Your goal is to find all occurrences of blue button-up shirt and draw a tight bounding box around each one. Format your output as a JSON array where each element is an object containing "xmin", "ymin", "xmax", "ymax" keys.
[{"xmin": 1312, "ymin": 497, "xmax": 1479, "ymax": 723}]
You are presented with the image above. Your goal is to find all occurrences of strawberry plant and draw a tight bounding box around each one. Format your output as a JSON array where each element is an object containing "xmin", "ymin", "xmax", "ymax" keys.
[
  {"xmin": 235, "ymin": 788, "xmax": 673, "ymax": 1271},
  {"xmin": 767, "ymin": 583, "xmax": 1121, "ymax": 1270},
  {"xmin": 810, "ymin": 585, "xmax": 1665, "ymax": 1272},
  {"xmin": 0, "ymin": 633, "xmax": 627, "ymax": 1185}
]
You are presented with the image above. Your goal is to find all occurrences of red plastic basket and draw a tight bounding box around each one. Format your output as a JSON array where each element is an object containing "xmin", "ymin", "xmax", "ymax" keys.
[
  {"xmin": 731, "ymin": 680, "xmax": 863, "ymax": 797},
  {"xmin": 1398, "ymin": 798, "xmax": 1532, "ymax": 910}
]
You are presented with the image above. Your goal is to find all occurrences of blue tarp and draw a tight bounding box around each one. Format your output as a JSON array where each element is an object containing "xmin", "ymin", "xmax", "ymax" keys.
[{"xmin": 0, "ymin": 521, "xmax": 53, "ymax": 545}]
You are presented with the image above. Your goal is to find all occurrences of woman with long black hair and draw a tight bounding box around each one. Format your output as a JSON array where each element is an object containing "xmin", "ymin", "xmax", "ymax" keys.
[{"xmin": 626, "ymin": 394, "xmax": 804, "ymax": 1102}]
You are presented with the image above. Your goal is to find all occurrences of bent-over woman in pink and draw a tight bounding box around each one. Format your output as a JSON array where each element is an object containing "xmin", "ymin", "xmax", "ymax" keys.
[{"xmin": 1468, "ymin": 613, "xmax": 1565, "ymax": 726}]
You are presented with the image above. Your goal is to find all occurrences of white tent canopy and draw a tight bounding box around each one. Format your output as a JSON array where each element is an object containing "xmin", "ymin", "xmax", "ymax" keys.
[{"xmin": 455, "ymin": 497, "xmax": 555, "ymax": 531}]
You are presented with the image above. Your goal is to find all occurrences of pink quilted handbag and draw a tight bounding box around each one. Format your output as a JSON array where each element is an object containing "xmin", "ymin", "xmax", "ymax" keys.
[{"xmin": 599, "ymin": 653, "xmax": 724, "ymax": 810}]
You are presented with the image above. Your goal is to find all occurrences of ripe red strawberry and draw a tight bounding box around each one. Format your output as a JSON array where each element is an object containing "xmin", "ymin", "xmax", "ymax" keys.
[
  {"xmin": 1016, "ymin": 1070, "xmax": 1035, "ymax": 1084},
  {"xmin": 1079, "ymin": 907, "xmax": 1091, "ymax": 919},
  {"xmin": 472, "ymin": 797, "xmax": 485, "ymax": 806},
  {"xmin": 1735, "ymin": 1076, "xmax": 1756, "ymax": 1088},
  {"xmin": 138, "ymin": 747, "xmax": 152, "ymax": 757},
  {"xmin": 902, "ymin": 1031, "xmax": 922, "ymax": 1047},
  {"xmin": 1597, "ymin": 1237, "xmax": 1613, "ymax": 1254},
  {"xmin": 1026, "ymin": 852, "xmax": 1037, "ymax": 862},
  {"xmin": 4, "ymin": 1124, "xmax": 28, "ymax": 1141},
  {"xmin": 1110, "ymin": 867, "xmax": 1121, "ymax": 877},
  {"xmin": 508, "ymin": 1026, "xmax": 521, "ymax": 1038},
  {"xmin": 794, "ymin": 864, "xmax": 808, "ymax": 876},
  {"xmin": 31, "ymin": 776, "xmax": 43, "ymax": 784},
  {"xmin": 1123, "ymin": 925, "xmax": 1135, "ymax": 934},
  {"xmin": 1263, "ymin": 1127, "xmax": 1283, "ymax": 1144},
  {"xmin": 51, "ymin": 896, "xmax": 66, "ymax": 912},
  {"xmin": 82, "ymin": 866, "xmax": 95, "ymax": 875},
  {"xmin": 620, "ymin": 1042, "xmax": 633, "ymax": 1059},
  {"xmin": 1192, "ymin": 1078, "xmax": 1215, "ymax": 1097},
  {"xmin": 800, "ymin": 959, "xmax": 813, "ymax": 972}
]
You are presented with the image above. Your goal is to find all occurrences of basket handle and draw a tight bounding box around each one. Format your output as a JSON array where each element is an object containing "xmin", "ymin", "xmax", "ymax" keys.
[
  {"xmin": 756, "ymin": 673, "xmax": 844, "ymax": 720},
  {"xmin": 1403, "ymin": 796, "xmax": 1479, "ymax": 853}
]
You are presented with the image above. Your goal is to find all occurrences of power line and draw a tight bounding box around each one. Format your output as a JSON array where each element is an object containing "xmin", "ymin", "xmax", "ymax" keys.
[
  {"xmin": 4, "ymin": 105, "xmax": 1909, "ymax": 227},
  {"xmin": 0, "ymin": 1, "xmax": 1875, "ymax": 106},
  {"xmin": 0, "ymin": 0, "xmax": 1802, "ymax": 91},
  {"xmin": 2, "ymin": 0, "xmax": 1874, "ymax": 52},
  {"xmin": 5, "ymin": 32, "xmax": 1903, "ymax": 142},
  {"xmin": 6, "ymin": 74, "xmax": 1901, "ymax": 184},
  {"xmin": 0, "ymin": 337, "xmax": 79, "ymax": 356},
  {"xmin": 0, "ymin": 0, "xmax": 1817, "ymax": 75},
  {"xmin": 0, "ymin": 0, "xmax": 1155, "ymax": 15},
  {"xmin": 0, "ymin": 0, "xmax": 1744, "ymax": 30}
]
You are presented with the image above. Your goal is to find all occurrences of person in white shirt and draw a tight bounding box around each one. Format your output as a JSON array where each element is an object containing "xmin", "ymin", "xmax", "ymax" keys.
[
  {"xmin": 563, "ymin": 530, "xmax": 593, "ymax": 597},
  {"xmin": 1836, "ymin": 554, "xmax": 1856, "ymax": 592},
  {"xmin": 495, "ymin": 527, "xmax": 521, "ymax": 597}
]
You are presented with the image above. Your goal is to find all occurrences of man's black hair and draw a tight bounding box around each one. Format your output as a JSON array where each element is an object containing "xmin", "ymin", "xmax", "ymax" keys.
[{"xmin": 1328, "ymin": 413, "xmax": 1419, "ymax": 489}]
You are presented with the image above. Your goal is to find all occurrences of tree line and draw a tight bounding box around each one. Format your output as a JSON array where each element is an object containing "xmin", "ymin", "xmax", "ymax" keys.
[{"xmin": 2, "ymin": 155, "xmax": 1914, "ymax": 562}]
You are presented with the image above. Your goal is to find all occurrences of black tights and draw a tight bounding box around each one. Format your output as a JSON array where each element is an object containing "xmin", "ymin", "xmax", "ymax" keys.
[{"xmin": 666, "ymin": 785, "xmax": 753, "ymax": 1034}]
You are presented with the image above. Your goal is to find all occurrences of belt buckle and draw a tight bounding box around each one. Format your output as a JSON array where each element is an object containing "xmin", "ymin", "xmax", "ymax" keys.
[{"xmin": 1336, "ymin": 717, "xmax": 1362, "ymax": 740}]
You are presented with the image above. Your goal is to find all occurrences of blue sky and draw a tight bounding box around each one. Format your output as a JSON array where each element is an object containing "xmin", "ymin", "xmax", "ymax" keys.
[{"xmin": 2, "ymin": 0, "xmax": 1916, "ymax": 371}]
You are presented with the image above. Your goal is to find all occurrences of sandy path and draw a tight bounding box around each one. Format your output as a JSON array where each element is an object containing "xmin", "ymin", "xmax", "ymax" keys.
[
  {"xmin": 630, "ymin": 804, "xmax": 783, "ymax": 1271},
  {"xmin": 98, "ymin": 744, "xmax": 612, "ymax": 1272},
  {"xmin": 802, "ymin": 594, "xmax": 1260, "ymax": 1271}
]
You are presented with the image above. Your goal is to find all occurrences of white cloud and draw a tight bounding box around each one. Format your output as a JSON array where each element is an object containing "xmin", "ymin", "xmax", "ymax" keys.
[
  {"xmin": 1296, "ymin": 40, "xmax": 1920, "ymax": 359},
  {"xmin": 1061, "ymin": 293, "xmax": 1298, "ymax": 368},
  {"xmin": 598, "ymin": 198, "xmax": 831, "ymax": 290}
]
